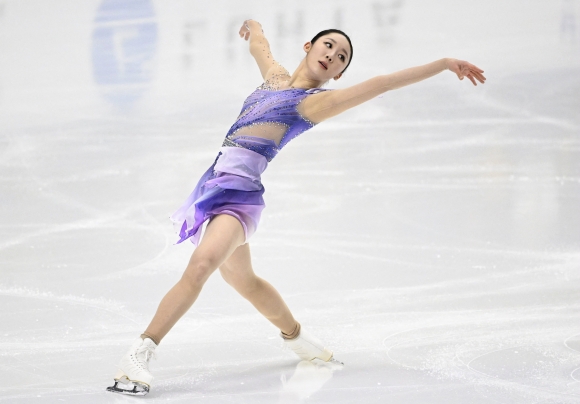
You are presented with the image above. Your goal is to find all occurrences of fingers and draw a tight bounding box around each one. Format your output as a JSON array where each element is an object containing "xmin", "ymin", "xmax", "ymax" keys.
[
  {"xmin": 462, "ymin": 66, "xmax": 486, "ymax": 85},
  {"xmin": 465, "ymin": 62, "xmax": 486, "ymax": 84},
  {"xmin": 474, "ymin": 71, "xmax": 486, "ymax": 83},
  {"xmin": 450, "ymin": 59, "xmax": 486, "ymax": 85},
  {"xmin": 467, "ymin": 74, "xmax": 477, "ymax": 86},
  {"xmin": 469, "ymin": 68, "xmax": 486, "ymax": 83},
  {"xmin": 470, "ymin": 63, "xmax": 484, "ymax": 73},
  {"xmin": 239, "ymin": 23, "xmax": 250, "ymax": 41}
]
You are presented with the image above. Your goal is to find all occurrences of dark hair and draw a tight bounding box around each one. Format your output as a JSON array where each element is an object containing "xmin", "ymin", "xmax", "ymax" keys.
[{"xmin": 310, "ymin": 29, "xmax": 353, "ymax": 74}]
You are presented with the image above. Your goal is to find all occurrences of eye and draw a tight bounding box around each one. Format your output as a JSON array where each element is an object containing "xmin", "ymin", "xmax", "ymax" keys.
[{"xmin": 324, "ymin": 42, "xmax": 345, "ymax": 62}]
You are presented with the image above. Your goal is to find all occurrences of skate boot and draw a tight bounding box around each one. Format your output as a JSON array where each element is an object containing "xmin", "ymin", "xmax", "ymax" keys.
[
  {"xmin": 283, "ymin": 329, "xmax": 342, "ymax": 364},
  {"xmin": 106, "ymin": 337, "xmax": 157, "ymax": 396}
]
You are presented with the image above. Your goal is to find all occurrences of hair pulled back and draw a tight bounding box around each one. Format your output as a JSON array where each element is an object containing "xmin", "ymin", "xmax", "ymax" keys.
[{"xmin": 310, "ymin": 29, "xmax": 353, "ymax": 74}]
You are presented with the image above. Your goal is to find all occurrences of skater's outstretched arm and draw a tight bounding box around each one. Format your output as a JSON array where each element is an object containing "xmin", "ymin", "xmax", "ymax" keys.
[
  {"xmin": 239, "ymin": 19, "xmax": 289, "ymax": 81},
  {"xmin": 300, "ymin": 58, "xmax": 486, "ymax": 123}
]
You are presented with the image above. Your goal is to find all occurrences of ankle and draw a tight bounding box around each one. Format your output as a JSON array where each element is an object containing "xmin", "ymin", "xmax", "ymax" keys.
[
  {"xmin": 281, "ymin": 322, "xmax": 301, "ymax": 340},
  {"xmin": 140, "ymin": 332, "xmax": 160, "ymax": 346}
]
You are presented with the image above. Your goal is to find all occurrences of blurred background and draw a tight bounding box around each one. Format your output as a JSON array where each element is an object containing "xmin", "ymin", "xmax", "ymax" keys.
[{"xmin": 0, "ymin": 1, "xmax": 579, "ymax": 403}]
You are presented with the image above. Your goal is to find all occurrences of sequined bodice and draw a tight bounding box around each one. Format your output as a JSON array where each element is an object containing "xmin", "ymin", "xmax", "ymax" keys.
[{"xmin": 222, "ymin": 83, "xmax": 331, "ymax": 161}]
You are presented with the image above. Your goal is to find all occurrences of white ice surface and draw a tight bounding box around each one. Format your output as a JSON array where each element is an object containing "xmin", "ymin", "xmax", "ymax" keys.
[{"xmin": 1, "ymin": 0, "xmax": 580, "ymax": 403}]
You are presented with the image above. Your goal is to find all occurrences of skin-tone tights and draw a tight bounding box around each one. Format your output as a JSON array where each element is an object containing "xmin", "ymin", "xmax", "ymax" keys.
[{"xmin": 141, "ymin": 214, "xmax": 298, "ymax": 345}]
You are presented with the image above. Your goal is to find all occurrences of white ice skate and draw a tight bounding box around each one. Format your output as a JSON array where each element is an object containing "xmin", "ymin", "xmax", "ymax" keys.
[
  {"xmin": 283, "ymin": 329, "xmax": 343, "ymax": 365},
  {"xmin": 106, "ymin": 337, "xmax": 157, "ymax": 396}
]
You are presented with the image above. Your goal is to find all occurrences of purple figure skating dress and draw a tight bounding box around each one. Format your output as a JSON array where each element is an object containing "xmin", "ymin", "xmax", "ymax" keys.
[{"xmin": 170, "ymin": 81, "xmax": 331, "ymax": 245}]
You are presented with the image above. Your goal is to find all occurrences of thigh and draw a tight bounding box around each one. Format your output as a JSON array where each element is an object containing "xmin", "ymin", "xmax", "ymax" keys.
[
  {"xmin": 186, "ymin": 214, "xmax": 246, "ymax": 274},
  {"xmin": 219, "ymin": 243, "xmax": 256, "ymax": 283}
]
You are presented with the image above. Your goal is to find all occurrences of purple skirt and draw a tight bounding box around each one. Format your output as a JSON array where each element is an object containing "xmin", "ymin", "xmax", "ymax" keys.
[{"xmin": 170, "ymin": 147, "xmax": 268, "ymax": 246}]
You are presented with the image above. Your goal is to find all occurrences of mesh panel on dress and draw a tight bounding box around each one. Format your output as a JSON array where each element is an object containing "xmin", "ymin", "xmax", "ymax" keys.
[{"xmin": 228, "ymin": 74, "xmax": 293, "ymax": 146}]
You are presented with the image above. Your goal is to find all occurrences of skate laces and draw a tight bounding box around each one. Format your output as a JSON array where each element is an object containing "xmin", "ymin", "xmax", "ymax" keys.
[{"xmin": 136, "ymin": 343, "xmax": 157, "ymax": 362}]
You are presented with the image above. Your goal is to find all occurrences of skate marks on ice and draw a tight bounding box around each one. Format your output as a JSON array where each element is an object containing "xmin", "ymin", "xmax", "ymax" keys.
[
  {"xmin": 253, "ymin": 228, "xmax": 580, "ymax": 292},
  {"xmin": 380, "ymin": 317, "xmax": 580, "ymax": 402},
  {"xmin": 0, "ymin": 203, "xmax": 172, "ymax": 278},
  {"xmin": 0, "ymin": 284, "xmax": 152, "ymax": 402},
  {"xmin": 565, "ymin": 333, "xmax": 580, "ymax": 386},
  {"xmin": 242, "ymin": 230, "xmax": 580, "ymax": 402},
  {"xmin": 368, "ymin": 298, "xmax": 578, "ymax": 402},
  {"xmin": 0, "ymin": 285, "xmax": 139, "ymax": 324}
]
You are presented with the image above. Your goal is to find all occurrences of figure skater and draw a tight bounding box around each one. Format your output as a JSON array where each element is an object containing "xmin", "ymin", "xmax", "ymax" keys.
[{"xmin": 107, "ymin": 19, "xmax": 486, "ymax": 396}]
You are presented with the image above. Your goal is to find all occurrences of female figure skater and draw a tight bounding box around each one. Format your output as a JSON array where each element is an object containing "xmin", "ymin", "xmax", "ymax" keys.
[{"xmin": 107, "ymin": 19, "xmax": 485, "ymax": 395}]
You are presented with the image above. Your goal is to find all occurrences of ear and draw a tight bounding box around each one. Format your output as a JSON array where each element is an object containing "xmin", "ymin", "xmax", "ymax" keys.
[
  {"xmin": 303, "ymin": 41, "xmax": 312, "ymax": 53},
  {"xmin": 333, "ymin": 72, "xmax": 343, "ymax": 81}
]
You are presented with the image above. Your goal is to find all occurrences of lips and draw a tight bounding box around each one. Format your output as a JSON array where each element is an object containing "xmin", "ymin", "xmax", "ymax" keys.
[{"xmin": 319, "ymin": 61, "xmax": 328, "ymax": 70}]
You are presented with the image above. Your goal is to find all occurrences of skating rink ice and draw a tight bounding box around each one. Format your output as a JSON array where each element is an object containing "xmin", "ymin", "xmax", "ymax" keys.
[{"xmin": 1, "ymin": 0, "xmax": 579, "ymax": 402}]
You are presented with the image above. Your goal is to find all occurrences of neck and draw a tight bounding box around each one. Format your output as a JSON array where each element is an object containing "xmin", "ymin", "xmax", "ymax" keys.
[{"xmin": 286, "ymin": 59, "xmax": 324, "ymax": 90}]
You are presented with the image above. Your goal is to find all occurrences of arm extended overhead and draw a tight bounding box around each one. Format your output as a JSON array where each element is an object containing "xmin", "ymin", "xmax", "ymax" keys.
[{"xmin": 239, "ymin": 19, "xmax": 288, "ymax": 80}]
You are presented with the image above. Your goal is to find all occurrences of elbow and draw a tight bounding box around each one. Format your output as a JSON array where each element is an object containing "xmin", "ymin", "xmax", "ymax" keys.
[{"xmin": 376, "ymin": 75, "xmax": 395, "ymax": 93}]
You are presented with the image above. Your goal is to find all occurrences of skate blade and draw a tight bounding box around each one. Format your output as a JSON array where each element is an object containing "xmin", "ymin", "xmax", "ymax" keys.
[
  {"xmin": 329, "ymin": 357, "xmax": 344, "ymax": 366},
  {"xmin": 106, "ymin": 380, "xmax": 149, "ymax": 396}
]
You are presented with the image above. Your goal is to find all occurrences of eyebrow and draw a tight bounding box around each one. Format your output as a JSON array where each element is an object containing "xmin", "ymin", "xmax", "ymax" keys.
[{"xmin": 326, "ymin": 37, "xmax": 349, "ymax": 60}]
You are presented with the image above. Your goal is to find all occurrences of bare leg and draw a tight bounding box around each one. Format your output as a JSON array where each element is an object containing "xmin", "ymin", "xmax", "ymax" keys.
[
  {"xmin": 219, "ymin": 243, "xmax": 297, "ymax": 335},
  {"xmin": 143, "ymin": 214, "xmax": 246, "ymax": 343}
]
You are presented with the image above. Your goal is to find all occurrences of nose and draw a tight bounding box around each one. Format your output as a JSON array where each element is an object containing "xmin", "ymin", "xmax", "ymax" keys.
[{"xmin": 326, "ymin": 55, "xmax": 332, "ymax": 62}]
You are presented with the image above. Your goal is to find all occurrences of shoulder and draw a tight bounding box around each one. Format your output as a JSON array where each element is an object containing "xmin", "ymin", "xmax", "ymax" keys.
[
  {"xmin": 299, "ymin": 77, "xmax": 387, "ymax": 124},
  {"xmin": 264, "ymin": 63, "xmax": 290, "ymax": 81},
  {"xmin": 258, "ymin": 67, "xmax": 291, "ymax": 91},
  {"xmin": 297, "ymin": 88, "xmax": 337, "ymax": 124}
]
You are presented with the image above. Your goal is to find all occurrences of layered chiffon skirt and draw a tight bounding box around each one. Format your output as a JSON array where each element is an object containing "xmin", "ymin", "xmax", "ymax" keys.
[{"xmin": 170, "ymin": 147, "xmax": 268, "ymax": 246}]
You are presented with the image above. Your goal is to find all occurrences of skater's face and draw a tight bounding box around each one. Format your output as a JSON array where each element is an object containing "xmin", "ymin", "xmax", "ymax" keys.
[{"xmin": 303, "ymin": 33, "xmax": 351, "ymax": 81}]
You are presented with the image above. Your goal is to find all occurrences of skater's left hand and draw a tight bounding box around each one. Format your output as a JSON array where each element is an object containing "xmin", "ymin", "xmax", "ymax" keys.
[{"xmin": 445, "ymin": 58, "xmax": 486, "ymax": 86}]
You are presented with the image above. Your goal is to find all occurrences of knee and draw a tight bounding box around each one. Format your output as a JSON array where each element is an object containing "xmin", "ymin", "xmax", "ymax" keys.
[{"xmin": 182, "ymin": 258, "xmax": 216, "ymax": 286}]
